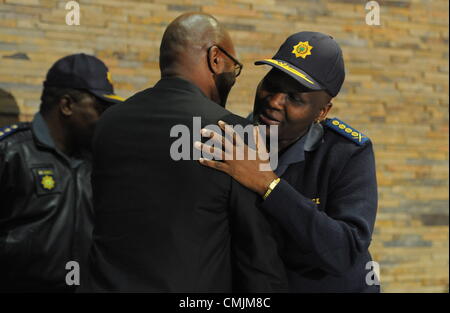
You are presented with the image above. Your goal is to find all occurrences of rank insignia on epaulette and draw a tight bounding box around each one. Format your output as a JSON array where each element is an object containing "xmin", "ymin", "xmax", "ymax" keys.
[
  {"xmin": 324, "ymin": 118, "xmax": 370, "ymax": 145},
  {"xmin": 0, "ymin": 124, "xmax": 23, "ymax": 140}
]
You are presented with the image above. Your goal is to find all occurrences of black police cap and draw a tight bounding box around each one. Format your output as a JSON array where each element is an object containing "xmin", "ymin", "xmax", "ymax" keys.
[
  {"xmin": 43, "ymin": 53, "xmax": 124, "ymax": 104},
  {"xmin": 255, "ymin": 31, "xmax": 345, "ymax": 97}
]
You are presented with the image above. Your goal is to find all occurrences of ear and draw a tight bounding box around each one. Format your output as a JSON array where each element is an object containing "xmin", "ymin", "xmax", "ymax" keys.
[
  {"xmin": 58, "ymin": 95, "xmax": 74, "ymax": 117},
  {"xmin": 207, "ymin": 46, "xmax": 225, "ymax": 75},
  {"xmin": 318, "ymin": 102, "xmax": 333, "ymax": 121}
]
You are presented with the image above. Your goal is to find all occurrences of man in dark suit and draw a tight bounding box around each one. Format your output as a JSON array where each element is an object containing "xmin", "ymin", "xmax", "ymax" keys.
[{"xmin": 82, "ymin": 13, "xmax": 287, "ymax": 292}]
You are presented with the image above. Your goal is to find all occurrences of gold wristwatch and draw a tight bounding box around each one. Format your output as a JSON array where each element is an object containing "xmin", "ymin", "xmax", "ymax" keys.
[{"xmin": 263, "ymin": 178, "xmax": 281, "ymax": 200}]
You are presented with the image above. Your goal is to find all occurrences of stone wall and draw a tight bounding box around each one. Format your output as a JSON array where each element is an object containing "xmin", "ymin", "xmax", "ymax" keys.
[{"xmin": 0, "ymin": 0, "xmax": 448, "ymax": 292}]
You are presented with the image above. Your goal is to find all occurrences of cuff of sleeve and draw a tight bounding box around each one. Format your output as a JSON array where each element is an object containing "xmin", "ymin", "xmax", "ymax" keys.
[
  {"xmin": 260, "ymin": 179, "xmax": 316, "ymax": 219},
  {"xmin": 261, "ymin": 179, "xmax": 291, "ymax": 205}
]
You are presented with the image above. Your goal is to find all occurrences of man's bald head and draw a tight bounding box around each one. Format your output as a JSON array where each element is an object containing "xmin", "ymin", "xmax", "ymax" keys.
[
  {"xmin": 159, "ymin": 12, "xmax": 232, "ymax": 76},
  {"xmin": 159, "ymin": 13, "xmax": 239, "ymax": 107}
]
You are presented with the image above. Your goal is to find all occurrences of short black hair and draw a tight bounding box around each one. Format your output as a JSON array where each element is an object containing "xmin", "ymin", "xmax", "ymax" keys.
[{"xmin": 39, "ymin": 87, "xmax": 90, "ymax": 115}]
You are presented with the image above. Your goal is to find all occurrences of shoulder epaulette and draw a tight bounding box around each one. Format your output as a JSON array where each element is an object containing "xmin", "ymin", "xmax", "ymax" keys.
[
  {"xmin": 0, "ymin": 123, "xmax": 30, "ymax": 141},
  {"xmin": 324, "ymin": 117, "xmax": 370, "ymax": 146}
]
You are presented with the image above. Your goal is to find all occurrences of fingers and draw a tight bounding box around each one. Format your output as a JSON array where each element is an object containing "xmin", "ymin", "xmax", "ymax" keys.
[
  {"xmin": 200, "ymin": 128, "xmax": 225, "ymax": 147},
  {"xmin": 194, "ymin": 141, "xmax": 225, "ymax": 160},
  {"xmin": 218, "ymin": 120, "xmax": 244, "ymax": 147},
  {"xmin": 200, "ymin": 121, "xmax": 263, "ymax": 161}
]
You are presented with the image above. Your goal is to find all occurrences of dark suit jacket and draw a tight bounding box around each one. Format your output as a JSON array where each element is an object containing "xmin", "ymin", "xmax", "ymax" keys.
[{"xmin": 83, "ymin": 77, "xmax": 287, "ymax": 292}]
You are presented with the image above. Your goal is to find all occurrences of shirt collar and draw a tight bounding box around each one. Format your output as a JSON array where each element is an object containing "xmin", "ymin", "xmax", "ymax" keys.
[
  {"xmin": 278, "ymin": 133, "xmax": 307, "ymax": 166},
  {"xmin": 247, "ymin": 112, "xmax": 325, "ymax": 172},
  {"xmin": 154, "ymin": 77, "xmax": 208, "ymax": 99},
  {"xmin": 31, "ymin": 112, "xmax": 86, "ymax": 168},
  {"xmin": 272, "ymin": 122, "xmax": 323, "ymax": 176},
  {"xmin": 277, "ymin": 122, "xmax": 324, "ymax": 165},
  {"xmin": 304, "ymin": 121, "xmax": 324, "ymax": 152},
  {"xmin": 32, "ymin": 112, "xmax": 57, "ymax": 149}
]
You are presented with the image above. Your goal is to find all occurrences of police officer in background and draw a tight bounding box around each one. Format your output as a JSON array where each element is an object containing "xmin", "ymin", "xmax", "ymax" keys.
[
  {"xmin": 197, "ymin": 32, "xmax": 380, "ymax": 292},
  {"xmin": 0, "ymin": 53, "xmax": 123, "ymax": 292}
]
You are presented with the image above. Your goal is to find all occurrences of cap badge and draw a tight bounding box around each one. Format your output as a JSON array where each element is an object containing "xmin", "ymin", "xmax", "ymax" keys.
[{"xmin": 292, "ymin": 41, "xmax": 313, "ymax": 59}]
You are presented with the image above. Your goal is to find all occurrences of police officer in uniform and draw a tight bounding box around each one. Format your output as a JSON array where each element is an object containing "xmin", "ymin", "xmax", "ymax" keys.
[
  {"xmin": 0, "ymin": 53, "xmax": 123, "ymax": 292},
  {"xmin": 197, "ymin": 32, "xmax": 380, "ymax": 292}
]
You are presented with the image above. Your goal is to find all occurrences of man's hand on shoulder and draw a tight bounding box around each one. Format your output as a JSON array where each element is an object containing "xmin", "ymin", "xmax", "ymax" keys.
[{"xmin": 194, "ymin": 120, "xmax": 278, "ymax": 197}]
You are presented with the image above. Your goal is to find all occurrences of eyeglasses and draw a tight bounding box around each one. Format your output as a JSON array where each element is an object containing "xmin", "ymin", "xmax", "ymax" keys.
[{"xmin": 208, "ymin": 45, "xmax": 243, "ymax": 78}]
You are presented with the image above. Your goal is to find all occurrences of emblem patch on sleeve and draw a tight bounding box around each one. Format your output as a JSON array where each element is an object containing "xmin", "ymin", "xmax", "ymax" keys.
[
  {"xmin": 40, "ymin": 173, "xmax": 56, "ymax": 190},
  {"xmin": 32, "ymin": 166, "xmax": 59, "ymax": 195}
]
